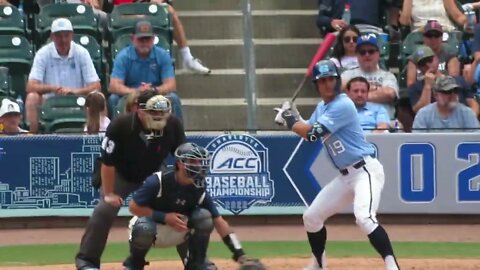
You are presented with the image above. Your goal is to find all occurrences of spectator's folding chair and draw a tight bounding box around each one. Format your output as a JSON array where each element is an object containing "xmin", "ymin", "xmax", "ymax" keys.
[
  {"xmin": 35, "ymin": 3, "xmax": 99, "ymax": 47},
  {"xmin": 109, "ymin": 3, "xmax": 173, "ymax": 52},
  {"xmin": 0, "ymin": 35, "xmax": 33, "ymax": 99},
  {"xmin": 39, "ymin": 95, "xmax": 86, "ymax": 133},
  {"xmin": 0, "ymin": 5, "xmax": 29, "ymax": 37}
]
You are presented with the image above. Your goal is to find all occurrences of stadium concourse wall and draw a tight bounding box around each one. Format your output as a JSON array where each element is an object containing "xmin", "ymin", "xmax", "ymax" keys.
[{"xmin": 0, "ymin": 132, "xmax": 479, "ymax": 228}]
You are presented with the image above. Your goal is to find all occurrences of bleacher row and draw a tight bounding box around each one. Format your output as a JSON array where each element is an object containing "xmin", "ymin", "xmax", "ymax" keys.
[{"xmin": 0, "ymin": 2, "xmax": 174, "ymax": 132}]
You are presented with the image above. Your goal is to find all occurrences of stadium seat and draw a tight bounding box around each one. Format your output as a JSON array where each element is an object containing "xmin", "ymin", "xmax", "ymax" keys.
[
  {"xmin": 109, "ymin": 3, "xmax": 172, "ymax": 47},
  {"xmin": 0, "ymin": 35, "xmax": 33, "ymax": 98},
  {"xmin": 0, "ymin": 5, "xmax": 29, "ymax": 36},
  {"xmin": 73, "ymin": 34, "xmax": 105, "ymax": 80},
  {"xmin": 35, "ymin": 3, "xmax": 99, "ymax": 47},
  {"xmin": 0, "ymin": 66, "xmax": 12, "ymax": 97},
  {"xmin": 38, "ymin": 95, "xmax": 86, "ymax": 133}
]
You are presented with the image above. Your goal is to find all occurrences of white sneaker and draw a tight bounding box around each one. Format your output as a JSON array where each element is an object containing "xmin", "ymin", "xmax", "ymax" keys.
[
  {"xmin": 303, "ymin": 253, "xmax": 326, "ymax": 270},
  {"xmin": 183, "ymin": 58, "xmax": 211, "ymax": 75},
  {"xmin": 303, "ymin": 256, "xmax": 322, "ymax": 270}
]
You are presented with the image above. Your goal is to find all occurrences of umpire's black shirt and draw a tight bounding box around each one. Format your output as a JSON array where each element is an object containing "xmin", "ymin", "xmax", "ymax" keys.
[{"xmin": 101, "ymin": 113, "xmax": 186, "ymax": 183}]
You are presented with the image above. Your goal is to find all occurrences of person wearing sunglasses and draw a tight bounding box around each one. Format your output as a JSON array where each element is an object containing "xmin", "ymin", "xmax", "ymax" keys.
[
  {"xmin": 408, "ymin": 45, "xmax": 478, "ymax": 117},
  {"xmin": 330, "ymin": 25, "xmax": 361, "ymax": 73},
  {"xmin": 412, "ymin": 75, "xmax": 479, "ymax": 132},
  {"xmin": 406, "ymin": 20, "xmax": 460, "ymax": 88},
  {"xmin": 341, "ymin": 34, "xmax": 399, "ymax": 120}
]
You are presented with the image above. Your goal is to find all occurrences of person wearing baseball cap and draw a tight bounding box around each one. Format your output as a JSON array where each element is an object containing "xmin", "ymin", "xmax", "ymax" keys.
[
  {"xmin": 406, "ymin": 20, "xmax": 460, "ymax": 88},
  {"xmin": 341, "ymin": 33, "xmax": 399, "ymax": 120},
  {"xmin": 408, "ymin": 45, "xmax": 478, "ymax": 117},
  {"xmin": 25, "ymin": 17, "xmax": 101, "ymax": 133},
  {"xmin": 413, "ymin": 75, "xmax": 479, "ymax": 132},
  {"xmin": 0, "ymin": 98, "xmax": 28, "ymax": 135},
  {"xmin": 109, "ymin": 20, "xmax": 183, "ymax": 122}
]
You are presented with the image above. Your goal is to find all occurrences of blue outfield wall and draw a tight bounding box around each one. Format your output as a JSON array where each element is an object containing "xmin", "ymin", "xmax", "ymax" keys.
[{"xmin": 0, "ymin": 132, "xmax": 479, "ymax": 217}]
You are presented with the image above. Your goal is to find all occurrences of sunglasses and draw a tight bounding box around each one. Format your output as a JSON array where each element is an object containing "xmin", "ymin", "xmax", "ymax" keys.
[
  {"xmin": 358, "ymin": 49, "xmax": 378, "ymax": 56},
  {"xmin": 343, "ymin": 36, "xmax": 358, "ymax": 43},
  {"xmin": 424, "ymin": 32, "xmax": 442, "ymax": 38}
]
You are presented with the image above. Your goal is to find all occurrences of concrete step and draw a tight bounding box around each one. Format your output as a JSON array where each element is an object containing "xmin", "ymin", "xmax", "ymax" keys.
[
  {"xmin": 176, "ymin": 68, "xmax": 317, "ymax": 99},
  {"xmin": 174, "ymin": 0, "xmax": 317, "ymax": 11},
  {"xmin": 179, "ymin": 10, "xmax": 318, "ymax": 40},
  {"xmin": 174, "ymin": 39, "xmax": 322, "ymax": 69},
  {"xmin": 182, "ymin": 101, "xmax": 317, "ymax": 131}
]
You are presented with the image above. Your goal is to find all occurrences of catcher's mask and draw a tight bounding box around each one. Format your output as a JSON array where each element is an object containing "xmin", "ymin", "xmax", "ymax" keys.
[
  {"xmin": 138, "ymin": 93, "xmax": 172, "ymax": 134},
  {"xmin": 175, "ymin": 143, "xmax": 211, "ymax": 188}
]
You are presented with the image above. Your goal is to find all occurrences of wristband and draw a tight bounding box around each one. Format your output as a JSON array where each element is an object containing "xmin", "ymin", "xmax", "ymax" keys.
[
  {"xmin": 222, "ymin": 233, "xmax": 245, "ymax": 262},
  {"xmin": 151, "ymin": 211, "xmax": 166, "ymax": 224}
]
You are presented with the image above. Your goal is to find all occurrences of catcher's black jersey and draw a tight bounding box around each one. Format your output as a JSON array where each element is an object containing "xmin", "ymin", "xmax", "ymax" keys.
[{"xmin": 132, "ymin": 170, "xmax": 220, "ymax": 219}]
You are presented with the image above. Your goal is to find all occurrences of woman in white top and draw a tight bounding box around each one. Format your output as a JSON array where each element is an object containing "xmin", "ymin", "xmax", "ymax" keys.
[
  {"xmin": 330, "ymin": 25, "xmax": 361, "ymax": 73},
  {"xmin": 399, "ymin": 0, "xmax": 467, "ymax": 32},
  {"xmin": 84, "ymin": 91, "xmax": 110, "ymax": 134}
]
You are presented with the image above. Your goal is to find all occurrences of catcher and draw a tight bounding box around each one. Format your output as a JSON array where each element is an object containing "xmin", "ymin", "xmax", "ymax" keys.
[{"xmin": 124, "ymin": 142, "xmax": 266, "ymax": 270}]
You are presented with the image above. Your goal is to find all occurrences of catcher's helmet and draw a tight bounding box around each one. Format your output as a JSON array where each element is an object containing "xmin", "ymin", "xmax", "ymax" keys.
[
  {"xmin": 175, "ymin": 143, "xmax": 210, "ymax": 188},
  {"xmin": 312, "ymin": 59, "xmax": 339, "ymax": 82}
]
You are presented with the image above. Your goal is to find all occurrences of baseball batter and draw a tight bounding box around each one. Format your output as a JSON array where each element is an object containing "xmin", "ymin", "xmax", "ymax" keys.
[{"xmin": 274, "ymin": 60, "xmax": 400, "ymax": 270}]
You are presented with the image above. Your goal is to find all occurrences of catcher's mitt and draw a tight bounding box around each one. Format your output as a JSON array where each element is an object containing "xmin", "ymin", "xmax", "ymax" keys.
[{"xmin": 238, "ymin": 257, "xmax": 267, "ymax": 270}]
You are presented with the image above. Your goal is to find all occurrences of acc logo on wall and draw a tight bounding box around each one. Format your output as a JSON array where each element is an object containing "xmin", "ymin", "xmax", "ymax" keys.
[{"xmin": 205, "ymin": 134, "xmax": 275, "ymax": 214}]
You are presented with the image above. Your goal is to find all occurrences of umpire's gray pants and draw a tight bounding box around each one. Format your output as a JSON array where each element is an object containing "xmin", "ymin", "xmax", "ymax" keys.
[{"xmin": 75, "ymin": 172, "xmax": 141, "ymax": 269}]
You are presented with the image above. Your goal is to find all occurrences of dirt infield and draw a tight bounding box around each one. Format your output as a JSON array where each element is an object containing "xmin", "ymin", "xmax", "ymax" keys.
[
  {"xmin": 1, "ymin": 258, "xmax": 480, "ymax": 270},
  {"xmin": 1, "ymin": 224, "xmax": 480, "ymax": 269}
]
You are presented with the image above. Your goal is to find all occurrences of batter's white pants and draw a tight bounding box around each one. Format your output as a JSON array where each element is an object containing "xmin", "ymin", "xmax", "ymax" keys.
[{"xmin": 303, "ymin": 156, "xmax": 385, "ymax": 235}]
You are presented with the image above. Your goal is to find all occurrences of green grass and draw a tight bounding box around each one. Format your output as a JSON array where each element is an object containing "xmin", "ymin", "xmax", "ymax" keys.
[{"xmin": 0, "ymin": 241, "xmax": 479, "ymax": 266}]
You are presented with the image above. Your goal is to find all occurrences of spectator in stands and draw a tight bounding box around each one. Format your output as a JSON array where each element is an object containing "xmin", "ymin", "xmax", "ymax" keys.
[
  {"xmin": 114, "ymin": 0, "xmax": 210, "ymax": 74},
  {"xmin": 467, "ymin": 24, "xmax": 480, "ymax": 91},
  {"xmin": 399, "ymin": 0, "xmax": 467, "ymax": 32},
  {"xmin": 84, "ymin": 91, "xmax": 110, "ymax": 134},
  {"xmin": 341, "ymin": 34, "xmax": 399, "ymax": 119},
  {"xmin": 108, "ymin": 20, "xmax": 182, "ymax": 121},
  {"xmin": 37, "ymin": 0, "xmax": 109, "ymax": 35},
  {"xmin": 412, "ymin": 76, "xmax": 479, "ymax": 132},
  {"xmin": 408, "ymin": 45, "xmax": 479, "ymax": 115},
  {"xmin": 330, "ymin": 25, "xmax": 360, "ymax": 72},
  {"xmin": 25, "ymin": 18, "xmax": 101, "ymax": 133},
  {"xmin": 0, "ymin": 98, "xmax": 27, "ymax": 135},
  {"xmin": 406, "ymin": 20, "xmax": 460, "ymax": 87},
  {"xmin": 346, "ymin": 77, "xmax": 391, "ymax": 133},
  {"xmin": 125, "ymin": 92, "xmax": 139, "ymax": 113},
  {"xmin": 0, "ymin": 0, "xmax": 11, "ymax": 5},
  {"xmin": 316, "ymin": 0, "xmax": 401, "ymax": 37}
]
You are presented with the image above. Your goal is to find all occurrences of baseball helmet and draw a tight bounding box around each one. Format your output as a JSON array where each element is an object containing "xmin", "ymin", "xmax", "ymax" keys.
[
  {"xmin": 175, "ymin": 143, "xmax": 211, "ymax": 188},
  {"xmin": 138, "ymin": 90, "xmax": 172, "ymax": 132},
  {"xmin": 312, "ymin": 59, "xmax": 339, "ymax": 82}
]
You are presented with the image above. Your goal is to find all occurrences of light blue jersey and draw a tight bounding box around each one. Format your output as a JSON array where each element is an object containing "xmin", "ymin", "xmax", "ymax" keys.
[{"xmin": 308, "ymin": 93, "xmax": 376, "ymax": 169}]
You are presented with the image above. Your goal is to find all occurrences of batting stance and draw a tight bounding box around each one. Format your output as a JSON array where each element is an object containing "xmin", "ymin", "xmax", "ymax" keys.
[
  {"xmin": 274, "ymin": 60, "xmax": 400, "ymax": 270},
  {"xmin": 124, "ymin": 142, "xmax": 266, "ymax": 270}
]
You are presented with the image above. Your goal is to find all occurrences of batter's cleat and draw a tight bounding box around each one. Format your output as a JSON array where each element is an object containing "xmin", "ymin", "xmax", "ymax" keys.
[
  {"xmin": 183, "ymin": 58, "xmax": 211, "ymax": 75},
  {"xmin": 78, "ymin": 267, "xmax": 100, "ymax": 270}
]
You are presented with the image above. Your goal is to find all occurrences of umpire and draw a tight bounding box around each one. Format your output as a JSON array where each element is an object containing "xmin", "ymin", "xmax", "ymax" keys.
[{"xmin": 75, "ymin": 90, "xmax": 186, "ymax": 270}]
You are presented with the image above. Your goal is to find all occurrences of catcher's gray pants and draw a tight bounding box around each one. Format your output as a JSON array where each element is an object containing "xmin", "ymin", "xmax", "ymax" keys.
[{"xmin": 75, "ymin": 172, "xmax": 141, "ymax": 269}]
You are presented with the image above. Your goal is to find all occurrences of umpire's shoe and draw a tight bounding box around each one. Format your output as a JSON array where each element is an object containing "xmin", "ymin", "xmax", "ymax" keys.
[
  {"xmin": 78, "ymin": 268, "xmax": 100, "ymax": 270},
  {"xmin": 123, "ymin": 256, "xmax": 150, "ymax": 270},
  {"xmin": 185, "ymin": 261, "xmax": 218, "ymax": 270}
]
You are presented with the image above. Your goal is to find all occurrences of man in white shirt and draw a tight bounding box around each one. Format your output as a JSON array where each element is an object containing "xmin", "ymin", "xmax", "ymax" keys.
[
  {"xmin": 25, "ymin": 18, "xmax": 101, "ymax": 133},
  {"xmin": 341, "ymin": 34, "xmax": 399, "ymax": 119}
]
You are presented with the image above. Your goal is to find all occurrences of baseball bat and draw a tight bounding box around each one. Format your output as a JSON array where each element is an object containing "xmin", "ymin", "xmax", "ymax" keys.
[{"xmin": 290, "ymin": 32, "xmax": 338, "ymax": 102}]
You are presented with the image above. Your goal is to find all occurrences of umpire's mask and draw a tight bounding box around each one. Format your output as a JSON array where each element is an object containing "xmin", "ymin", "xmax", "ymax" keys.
[{"xmin": 138, "ymin": 93, "xmax": 172, "ymax": 132}]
